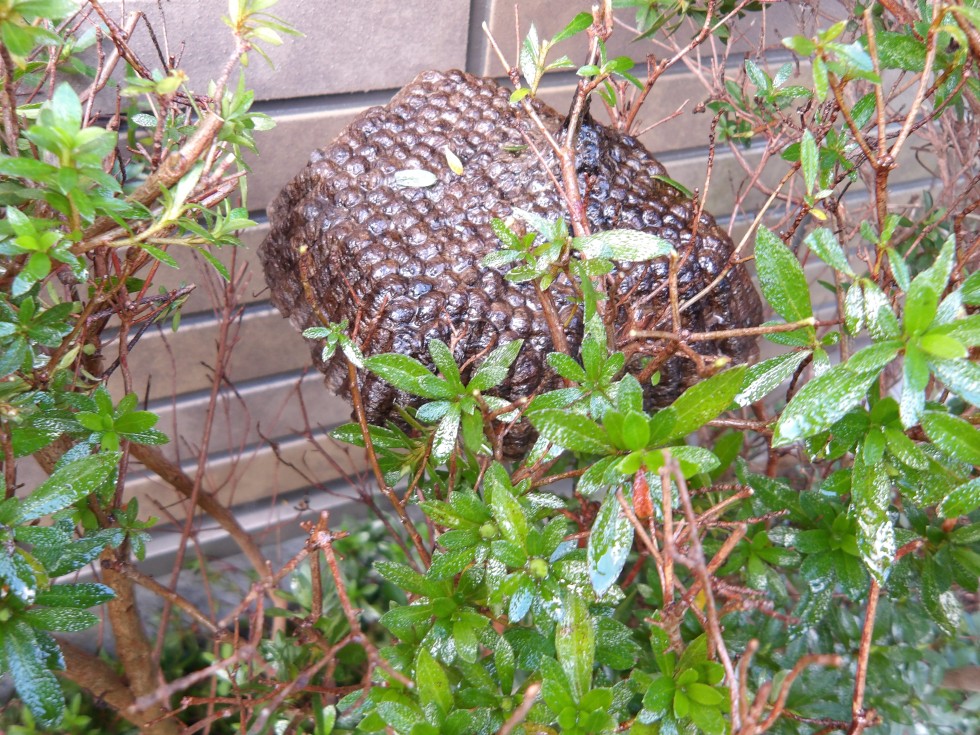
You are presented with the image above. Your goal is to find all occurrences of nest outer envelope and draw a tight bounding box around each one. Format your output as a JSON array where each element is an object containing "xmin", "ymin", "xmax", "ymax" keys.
[{"xmin": 259, "ymin": 69, "xmax": 764, "ymax": 455}]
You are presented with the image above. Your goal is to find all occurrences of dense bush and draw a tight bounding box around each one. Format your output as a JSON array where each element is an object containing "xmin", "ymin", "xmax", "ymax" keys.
[{"xmin": 1, "ymin": 1, "xmax": 978, "ymax": 734}]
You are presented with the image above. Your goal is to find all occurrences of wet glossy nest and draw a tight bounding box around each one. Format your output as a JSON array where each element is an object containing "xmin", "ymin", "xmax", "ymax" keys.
[{"xmin": 260, "ymin": 69, "xmax": 763, "ymax": 455}]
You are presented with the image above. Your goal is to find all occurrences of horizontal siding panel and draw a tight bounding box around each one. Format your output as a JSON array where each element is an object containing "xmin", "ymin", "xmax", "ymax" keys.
[
  {"xmin": 471, "ymin": 0, "xmax": 812, "ymax": 77},
  {"xmin": 149, "ymin": 371, "xmax": 351, "ymax": 460},
  {"xmin": 106, "ymin": 304, "xmax": 311, "ymax": 401},
  {"xmin": 99, "ymin": 0, "xmax": 469, "ymax": 101},
  {"xmin": 125, "ymin": 431, "xmax": 371, "ymax": 519}
]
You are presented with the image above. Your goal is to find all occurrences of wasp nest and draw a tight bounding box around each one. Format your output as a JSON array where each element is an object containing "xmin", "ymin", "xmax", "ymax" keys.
[{"xmin": 259, "ymin": 69, "xmax": 763, "ymax": 455}]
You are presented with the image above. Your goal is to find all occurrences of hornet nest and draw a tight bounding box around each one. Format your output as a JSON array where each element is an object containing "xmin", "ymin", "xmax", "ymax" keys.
[{"xmin": 259, "ymin": 69, "xmax": 763, "ymax": 456}]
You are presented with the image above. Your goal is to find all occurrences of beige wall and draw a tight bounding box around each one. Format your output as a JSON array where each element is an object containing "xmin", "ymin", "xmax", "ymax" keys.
[{"xmin": 97, "ymin": 1, "xmax": 935, "ymax": 515}]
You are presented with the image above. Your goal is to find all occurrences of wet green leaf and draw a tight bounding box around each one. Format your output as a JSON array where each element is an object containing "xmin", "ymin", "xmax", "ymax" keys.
[
  {"xmin": 938, "ymin": 477, "xmax": 980, "ymax": 518},
  {"xmin": 804, "ymin": 227, "xmax": 853, "ymax": 276},
  {"xmin": 529, "ymin": 409, "xmax": 612, "ymax": 454},
  {"xmin": 755, "ymin": 227, "xmax": 812, "ymax": 323},
  {"xmin": 375, "ymin": 561, "xmax": 440, "ymax": 597},
  {"xmin": 428, "ymin": 339, "xmax": 462, "ymax": 389},
  {"xmin": 644, "ymin": 675, "xmax": 674, "ymax": 716},
  {"xmin": 415, "ymin": 648, "xmax": 452, "ymax": 713},
  {"xmin": 13, "ymin": 452, "xmax": 119, "ymax": 523},
  {"xmin": 904, "ymin": 236, "xmax": 955, "ymax": 336},
  {"xmin": 929, "ymin": 357, "xmax": 980, "ymax": 406},
  {"xmin": 921, "ymin": 411, "xmax": 980, "ymax": 465},
  {"xmin": 873, "ymin": 31, "xmax": 927, "ymax": 72},
  {"xmin": 851, "ymin": 451, "xmax": 895, "ymax": 583},
  {"xmin": 653, "ymin": 366, "xmax": 746, "ymax": 444},
  {"xmin": 33, "ymin": 583, "xmax": 114, "ymax": 608},
  {"xmin": 734, "ymin": 351, "xmax": 809, "ymax": 406},
  {"xmin": 555, "ymin": 592, "xmax": 594, "ymax": 702},
  {"xmin": 574, "ymin": 229, "xmax": 675, "ymax": 261},
  {"xmin": 588, "ymin": 489, "xmax": 633, "ymax": 595},
  {"xmin": 773, "ymin": 348, "xmax": 894, "ymax": 446},
  {"xmin": 489, "ymin": 481, "xmax": 528, "ymax": 550},
  {"xmin": 365, "ymin": 354, "xmax": 449, "ymax": 399},
  {"xmin": 2, "ymin": 620, "xmax": 64, "ymax": 728},
  {"xmin": 469, "ymin": 339, "xmax": 523, "ymax": 391},
  {"xmin": 431, "ymin": 404, "xmax": 461, "ymax": 463},
  {"xmin": 22, "ymin": 608, "xmax": 98, "ymax": 632}
]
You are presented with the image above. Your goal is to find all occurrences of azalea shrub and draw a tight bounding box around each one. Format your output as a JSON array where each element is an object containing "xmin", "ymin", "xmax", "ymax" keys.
[{"xmin": 1, "ymin": 1, "xmax": 979, "ymax": 735}]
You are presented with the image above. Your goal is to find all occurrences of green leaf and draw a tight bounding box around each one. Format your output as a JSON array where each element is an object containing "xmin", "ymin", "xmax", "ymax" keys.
[
  {"xmin": 576, "ymin": 456, "xmax": 618, "ymax": 497},
  {"xmin": 415, "ymin": 648, "xmax": 452, "ymax": 713},
  {"xmin": 2, "ymin": 620, "xmax": 64, "ymax": 729},
  {"xmin": 644, "ymin": 675, "xmax": 675, "ymax": 716},
  {"xmin": 812, "ymin": 55, "xmax": 829, "ymax": 100},
  {"xmin": 858, "ymin": 279, "xmax": 901, "ymax": 341},
  {"xmin": 33, "ymin": 583, "xmax": 114, "ymax": 608},
  {"xmin": 934, "ymin": 314, "xmax": 980, "ymax": 347},
  {"xmin": 755, "ymin": 227, "xmax": 812, "ymax": 322},
  {"xmin": 800, "ymin": 130, "xmax": 818, "ymax": 195},
  {"xmin": 904, "ymin": 236, "xmax": 955, "ymax": 336},
  {"xmin": 929, "ymin": 357, "xmax": 980, "ymax": 406},
  {"xmin": 547, "ymin": 352, "xmax": 587, "ymax": 382},
  {"xmin": 900, "ymin": 344, "xmax": 929, "ymax": 428},
  {"xmin": 489, "ymin": 479, "xmax": 528, "ymax": 550},
  {"xmin": 23, "ymin": 608, "xmax": 99, "ymax": 632},
  {"xmin": 873, "ymin": 31, "xmax": 927, "ymax": 72},
  {"xmin": 690, "ymin": 705, "xmax": 726, "ymax": 735},
  {"xmin": 14, "ymin": 452, "xmax": 119, "ymax": 523},
  {"xmin": 734, "ymin": 351, "xmax": 810, "ymax": 406},
  {"xmin": 851, "ymin": 451, "xmax": 895, "ymax": 583},
  {"xmin": 665, "ymin": 446, "xmax": 721, "ymax": 477},
  {"xmin": 375, "ymin": 561, "xmax": 439, "ymax": 597},
  {"xmin": 587, "ymin": 489, "xmax": 633, "ymax": 595},
  {"xmin": 655, "ymin": 366, "xmax": 746, "ymax": 443},
  {"xmin": 938, "ymin": 477, "xmax": 980, "ymax": 518},
  {"xmin": 921, "ymin": 411, "xmax": 980, "ymax": 465},
  {"xmin": 922, "ymin": 558, "xmax": 962, "ymax": 635},
  {"xmin": 918, "ymin": 333, "xmax": 967, "ymax": 360},
  {"xmin": 554, "ymin": 11, "xmax": 592, "ymax": 42},
  {"xmin": 773, "ymin": 344, "xmax": 900, "ymax": 446},
  {"xmin": 804, "ymin": 228, "xmax": 854, "ymax": 276},
  {"xmin": 619, "ymin": 410, "xmax": 650, "ymax": 451},
  {"xmin": 783, "ymin": 35, "xmax": 816, "ymax": 56},
  {"xmin": 529, "ymin": 409, "xmax": 612, "ymax": 454},
  {"xmin": 555, "ymin": 592, "xmax": 594, "ymax": 703},
  {"xmin": 687, "ymin": 682, "xmax": 723, "ymax": 706},
  {"xmin": 364, "ymin": 353, "xmax": 446, "ymax": 398},
  {"xmin": 595, "ymin": 617, "xmax": 639, "ymax": 669},
  {"xmin": 428, "ymin": 339, "xmax": 463, "ymax": 390},
  {"xmin": 468, "ymin": 339, "xmax": 523, "ymax": 392},
  {"xmin": 432, "ymin": 404, "xmax": 461, "ymax": 463},
  {"xmin": 140, "ymin": 243, "xmax": 179, "ymax": 268},
  {"xmin": 573, "ymin": 230, "xmax": 674, "ymax": 261}
]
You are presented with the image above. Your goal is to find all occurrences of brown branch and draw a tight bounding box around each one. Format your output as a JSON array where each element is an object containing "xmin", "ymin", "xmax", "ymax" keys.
[
  {"xmin": 497, "ymin": 681, "xmax": 541, "ymax": 735},
  {"xmin": 669, "ymin": 454, "xmax": 741, "ymax": 731},
  {"xmin": 128, "ymin": 444, "xmax": 273, "ymax": 587},
  {"xmin": 848, "ymin": 578, "xmax": 882, "ymax": 734},
  {"xmin": 102, "ymin": 559, "xmax": 219, "ymax": 634},
  {"xmin": 59, "ymin": 640, "xmax": 174, "ymax": 733},
  {"xmin": 755, "ymin": 654, "xmax": 843, "ymax": 733},
  {"xmin": 629, "ymin": 316, "xmax": 829, "ymax": 343},
  {"xmin": 0, "ymin": 42, "xmax": 21, "ymax": 155},
  {"xmin": 100, "ymin": 549, "xmax": 182, "ymax": 735}
]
